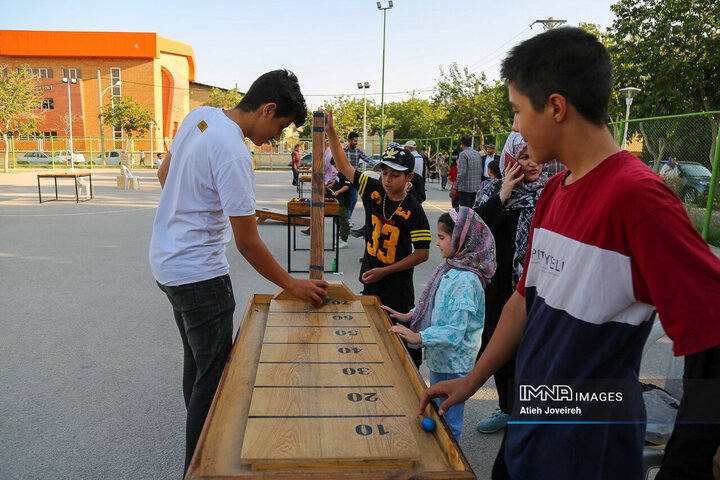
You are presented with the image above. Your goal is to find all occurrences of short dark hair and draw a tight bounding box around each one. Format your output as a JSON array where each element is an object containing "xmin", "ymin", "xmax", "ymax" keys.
[
  {"xmin": 460, "ymin": 135, "xmax": 472, "ymax": 147},
  {"xmin": 438, "ymin": 212, "xmax": 455, "ymax": 235},
  {"xmin": 500, "ymin": 27, "xmax": 613, "ymax": 125},
  {"xmin": 348, "ymin": 132, "xmax": 360, "ymax": 141},
  {"xmin": 487, "ymin": 159, "xmax": 501, "ymax": 179},
  {"xmin": 237, "ymin": 69, "xmax": 307, "ymax": 127}
]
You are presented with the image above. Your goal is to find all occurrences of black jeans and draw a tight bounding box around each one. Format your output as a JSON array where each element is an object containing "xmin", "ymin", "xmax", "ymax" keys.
[
  {"xmin": 158, "ymin": 274, "xmax": 235, "ymax": 473},
  {"xmin": 458, "ymin": 190, "xmax": 477, "ymax": 208}
]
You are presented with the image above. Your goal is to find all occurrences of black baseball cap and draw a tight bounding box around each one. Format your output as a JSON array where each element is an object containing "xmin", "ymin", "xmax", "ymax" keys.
[{"xmin": 374, "ymin": 147, "xmax": 415, "ymax": 172}]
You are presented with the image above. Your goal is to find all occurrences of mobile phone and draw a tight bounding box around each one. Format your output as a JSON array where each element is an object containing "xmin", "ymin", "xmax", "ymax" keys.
[{"xmin": 504, "ymin": 153, "xmax": 525, "ymax": 178}]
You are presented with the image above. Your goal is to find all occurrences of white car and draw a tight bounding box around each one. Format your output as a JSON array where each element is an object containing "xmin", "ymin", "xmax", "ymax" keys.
[
  {"xmin": 90, "ymin": 150, "xmax": 126, "ymax": 166},
  {"xmin": 53, "ymin": 150, "xmax": 86, "ymax": 164},
  {"xmin": 17, "ymin": 151, "xmax": 52, "ymax": 165}
]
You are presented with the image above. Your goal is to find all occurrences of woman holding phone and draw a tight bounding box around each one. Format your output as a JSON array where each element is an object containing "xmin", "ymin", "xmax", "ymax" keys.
[{"xmin": 470, "ymin": 131, "xmax": 548, "ymax": 478}]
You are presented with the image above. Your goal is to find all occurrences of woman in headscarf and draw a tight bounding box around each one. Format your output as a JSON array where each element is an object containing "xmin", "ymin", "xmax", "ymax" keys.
[{"xmin": 472, "ymin": 131, "xmax": 549, "ymax": 478}]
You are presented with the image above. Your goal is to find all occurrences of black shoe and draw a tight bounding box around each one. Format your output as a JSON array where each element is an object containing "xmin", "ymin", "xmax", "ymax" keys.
[
  {"xmin": 301, "ymin": 228, "xmax": 310, "ymax": 235},
  {"xmin": 350, "ymin": 226, "xmax": 366, "ymax": 238}
]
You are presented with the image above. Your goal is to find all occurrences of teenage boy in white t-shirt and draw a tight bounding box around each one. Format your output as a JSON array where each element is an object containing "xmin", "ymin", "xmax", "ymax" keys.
[{"xmin": 149, "ymin": 70, "xmax": 328, "ymax": 473}]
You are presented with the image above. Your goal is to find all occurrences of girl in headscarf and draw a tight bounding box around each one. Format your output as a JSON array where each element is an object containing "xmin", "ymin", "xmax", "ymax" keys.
[
  {"xmin": 382, "ymin": 206, "xmax": 496, "ymax": 441},
  {"xmin": 471, "ymin": 131, "xmax": 548, "ymax": 478}
]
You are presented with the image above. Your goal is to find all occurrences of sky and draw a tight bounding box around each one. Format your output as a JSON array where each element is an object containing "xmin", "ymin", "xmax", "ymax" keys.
[{"xmin": 2, "ymin": 0, "xmax": 618, "ymax": 108}]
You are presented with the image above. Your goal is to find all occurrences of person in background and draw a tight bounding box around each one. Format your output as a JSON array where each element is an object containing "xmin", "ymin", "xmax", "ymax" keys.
[
  {"xmin": 481, "ymin": 144, "xmax": 499, "ymax": 181},
  {"xmin": 291, "ymin": 143, "xmax": 301, "ymax": 186},
  {"xmin": 448, "ymin": 156, "xmax": 460, "ymax": 209},
  {"xmin": 453, "ymin": 135, "xmax": 483, "ymax": 207}
]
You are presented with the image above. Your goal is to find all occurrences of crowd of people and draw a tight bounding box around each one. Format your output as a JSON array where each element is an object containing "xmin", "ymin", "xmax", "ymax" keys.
[{"xmin": 149, "ymin": 26, "xmax": 720, "ymax": 480}]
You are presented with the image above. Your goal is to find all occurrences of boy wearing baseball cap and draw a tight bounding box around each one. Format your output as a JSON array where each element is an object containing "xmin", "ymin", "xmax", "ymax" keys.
[{"xmin": 326, "ymin": 111, "xmax": 431, "ymax": 367}]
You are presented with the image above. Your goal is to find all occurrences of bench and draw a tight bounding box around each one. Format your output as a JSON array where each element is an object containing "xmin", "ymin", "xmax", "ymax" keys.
[{"xmin": 255, "ymin": 207, "xmax": 310, "ymax": 227}]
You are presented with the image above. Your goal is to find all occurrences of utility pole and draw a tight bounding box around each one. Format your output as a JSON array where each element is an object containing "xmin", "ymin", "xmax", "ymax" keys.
[{"xmin": 532, "ymin": 17, "xmax": 567, "ymax": 30}]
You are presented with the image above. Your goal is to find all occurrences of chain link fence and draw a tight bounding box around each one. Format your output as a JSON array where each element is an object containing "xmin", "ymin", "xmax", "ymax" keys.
[{"xmin": 610, "ymin": 111, "xmax": 720, "ymax": 247}]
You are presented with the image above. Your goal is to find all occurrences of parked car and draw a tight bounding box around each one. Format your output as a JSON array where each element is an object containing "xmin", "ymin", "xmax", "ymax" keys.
[
  {"xmin": 53, "ymin": 150, "xmax": 85, "ymax": 164},
  {"xmin": 16, "ymin": 151, "xmax": 52, "ymax": 165},
  {"xmin": 675, "ymin": 161, "xmax": 712, "ymax": 203},
  {"xmin": 90, "ymin": 150, "xmax": 125, "ymax": 166}
]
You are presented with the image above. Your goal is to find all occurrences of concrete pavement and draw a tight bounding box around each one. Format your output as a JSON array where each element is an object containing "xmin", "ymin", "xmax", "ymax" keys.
[{"xmin": 0, "ymin": 168, "xmax": 674, "ymax": 479}]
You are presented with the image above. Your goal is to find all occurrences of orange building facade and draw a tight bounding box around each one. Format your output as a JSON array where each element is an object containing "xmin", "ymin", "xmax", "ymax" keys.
[{"xmin": 0, "ymin": 30, "xmax": 196, "ymax": 151}]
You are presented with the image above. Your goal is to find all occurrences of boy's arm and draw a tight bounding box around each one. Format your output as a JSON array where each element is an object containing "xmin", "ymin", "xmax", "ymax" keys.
[
  {"xmin": 420, "ymin": 290, "xmax": 526, "ymax": 415},
  {"xmin": 230, "ymin": 215, "xmax": 328, "ymax": 306},
  {"xmin": 325, "ymin": 110, "xmax": 356, "ymax": 182},
  {"xmin": 333, "ymin": 185, "xmax": 351, "ymax": 195},
  {"xmin": 157, "ymin": 152, "xmax": 172, "ymax": 188},
  {"xmin": 361, "ymin": 249, "xmax": 429, "ymax": 284}
]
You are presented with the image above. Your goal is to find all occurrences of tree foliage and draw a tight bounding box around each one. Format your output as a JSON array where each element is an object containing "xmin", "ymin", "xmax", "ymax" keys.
[
  {"xmin": 608, "ymin": 0, "xmax": 720, "ymax": 168},
  {"xmin": 432, "ymin": 63, "xmax": 513, "ymax": 148},
  {"xmin": 0, "ymin": 65, "xmax": 44, "ymax": 172},
  {"xmin": 204, "ymin": 87, "xmax": 243, "ymax": 108},
  {"xmin": 100, "ymin": 96, "xmax": 153, "ymax": 140}
]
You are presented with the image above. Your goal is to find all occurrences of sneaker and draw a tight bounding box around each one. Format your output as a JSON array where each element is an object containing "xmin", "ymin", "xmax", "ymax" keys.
[
  {"xmin": 300, "ymin": 228, "xmax": 310, "ymax": 235},
  {"xmin": 476, "ymin": 407, "xmax": 509, "ymax": 433},
  {"xmin": 339, "ymin": 240, "xmax": 349, "ymax": 249},
  {"xmin": 350, "ymin": 226, "xmax": 366, "ymax": 238},
  {"xmin": 349, "ymin": 221, "xmax": 354, "ymax": 228}
]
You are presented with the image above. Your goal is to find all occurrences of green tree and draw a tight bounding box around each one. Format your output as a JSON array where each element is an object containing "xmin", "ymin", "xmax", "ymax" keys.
[
  {"xmin": 432, "ymin": 63, "xmax": 513, "ymax": 150},
  {"xmin": 99, "ymin": 96, "xmax": 153, "ymax": 146},
  {"xmin": 608, "ymin": 0, "xmax": 720, "ymax": 171},
  {"xmin": 204, "ymin": 87, "xmax": 243, "ymax": 108},
  {"xmin": 0, "ymin": 65, "xmax": 44, "ymax": 172},
  {"xmin": 300, "ymin": 96, "xmax": 380, "ymax": 141}
]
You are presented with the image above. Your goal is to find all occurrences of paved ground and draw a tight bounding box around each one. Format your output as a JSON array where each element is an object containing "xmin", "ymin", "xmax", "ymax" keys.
[{"xmin": 0, "ymin": 168, "xmax": 676, "ymax": 479}]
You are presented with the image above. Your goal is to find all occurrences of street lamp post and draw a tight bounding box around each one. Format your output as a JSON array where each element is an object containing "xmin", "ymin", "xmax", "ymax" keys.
[
  {"xmin": 357, "ymin": 82, "xmax": 370, "ymax": 153},
  {"xmin": 148, "ymin": 121, "xmax": 156, "ymax": 168},
  {"xmin": 62, "ymin": 76, "xmax": 78, "ymax": 171},
  {"xmin": 377, "ymin": 1, "xmax": 393, "ymax": 153},
  {"xmin": 620, "ymin": 86, "xmax": 641, "ymax": 150},
  {"xmin": 97, "ymin": 69, "xmax": 121, "ymax": 165}
]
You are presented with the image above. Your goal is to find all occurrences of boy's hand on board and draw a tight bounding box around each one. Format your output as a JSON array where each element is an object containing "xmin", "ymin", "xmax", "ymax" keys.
[
  {"xmin": 419, "ymin": 376, "xmax": 477, "ymax": 416},
  {"xmin": 287, "ymin": 278, "xmax": 329, "ymax": 307}
]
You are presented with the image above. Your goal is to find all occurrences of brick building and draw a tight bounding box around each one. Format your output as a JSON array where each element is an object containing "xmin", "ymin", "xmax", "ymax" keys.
[{"xmin": 0, "ymin": 30, "xmax": 197, "ymax": 151}]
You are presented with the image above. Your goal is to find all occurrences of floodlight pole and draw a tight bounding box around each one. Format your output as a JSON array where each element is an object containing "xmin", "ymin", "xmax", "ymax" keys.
[
  {"xmin": 98, "ymin": 70, "xmax": 121, "ymax": 164},
  {"xmin": 620, "ymin": 87, "xmax": 641, "ymax": 150},
  {"xmin": 358, "ymin": 82, "xmax": 370, "ymax": 153},
  {"xmin": 62, "ymin": 76, "xmax": 78, "ymax": 172},
  {"xmin": 377, "ymin": 1, "xmax": 393, "ymax": 153}
]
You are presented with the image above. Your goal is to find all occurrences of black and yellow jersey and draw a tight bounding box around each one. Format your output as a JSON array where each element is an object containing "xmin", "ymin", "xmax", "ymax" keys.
[{"xmin": 354, "ymin": 171, "xmax": 431, "ymax": 312}]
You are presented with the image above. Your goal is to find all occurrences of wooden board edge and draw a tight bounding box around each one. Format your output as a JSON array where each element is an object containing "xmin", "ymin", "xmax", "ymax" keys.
[
  {"xmin": 369, "ymin": 296, "xmax": 476, "ymax": 477},
  {"xmin": 186, "ymin": 294, "xmax": 260, "ymax": 479},
  {"xmin": 248, "ymin": 459, "xmax": 416, "ymax": 472},
  {"xmin": 272, "ymin": 281, "xmax": 356, "ymax": 302}
]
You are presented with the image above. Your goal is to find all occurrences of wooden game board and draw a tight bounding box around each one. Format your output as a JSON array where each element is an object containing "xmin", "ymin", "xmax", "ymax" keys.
[{"xmin": 186, "ymin": 283, "xmax": 476, "ymax": 479}]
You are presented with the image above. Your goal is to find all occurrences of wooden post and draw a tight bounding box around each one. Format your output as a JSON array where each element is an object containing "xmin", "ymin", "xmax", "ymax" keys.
[{"xmin": 309, "ymin": 111, "xmax": 326, "ymax": 280}]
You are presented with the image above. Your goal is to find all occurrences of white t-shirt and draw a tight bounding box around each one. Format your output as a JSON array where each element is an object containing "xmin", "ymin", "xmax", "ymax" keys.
[
  {"xmin": 410, "ymin": 150, "xmax": 424, "ymax": 176},
  {"xmin": 149, "ymin": 107, "xmax": 256, "ymax": 286}
]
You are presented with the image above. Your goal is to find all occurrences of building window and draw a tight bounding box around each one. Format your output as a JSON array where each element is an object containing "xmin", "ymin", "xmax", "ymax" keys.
[
  {"xmin": 110, "ymin": 68, "xmax": 122, "ymax": 102},
  {"xmin": 19, "ymin": 67, "xmax": 53, "ymax": 78},
  {"xmin": 41, "ymin": 131, "xmax": 58, "ymax": 138},
  {"xmin": 62, "ymin": 68, "xmax": 82, "ymax": 80},
  {"xmin": 41, "ymin": 99, "xmax": 54, "ymax": 110},
  {"xmin": 113, "ymin": 124, "xmax": 123, "ymax": 149}
]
